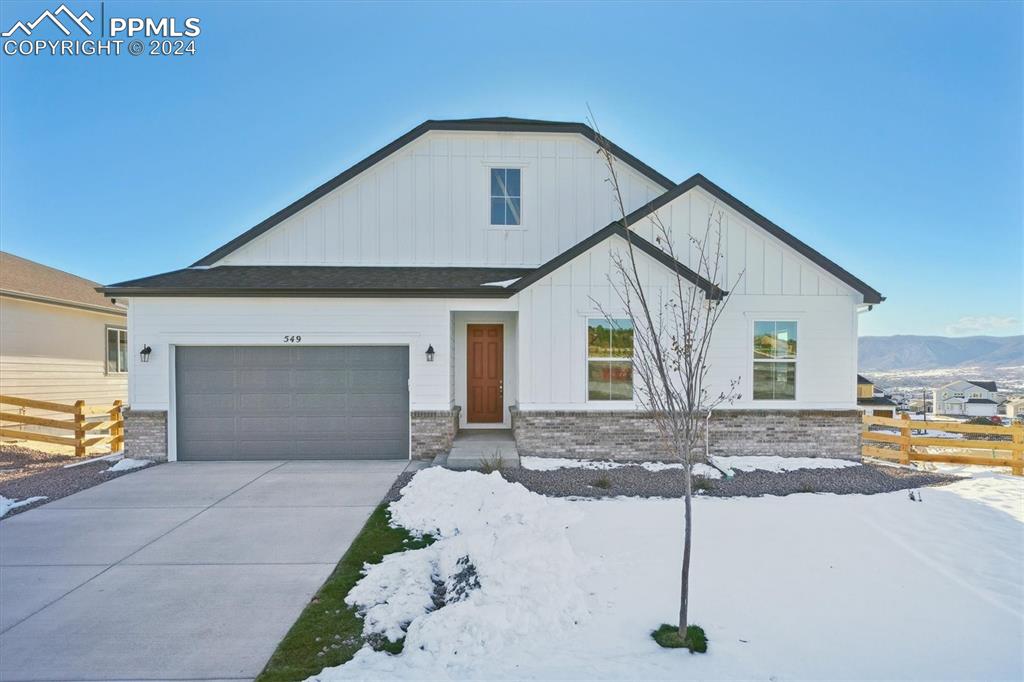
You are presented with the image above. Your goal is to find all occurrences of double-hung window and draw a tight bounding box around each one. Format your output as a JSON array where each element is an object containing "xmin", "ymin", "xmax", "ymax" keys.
[
  {"xmin": 587, "ymin": 318, "xmax": 633, "ymax": 400},
  {"xmin": 752, "ymin": 321, "xmax": 796, "ymax": 400},
  {"xmin": 490, "ymin": 168, "xmax": 521, "ymax": 226},
  {"xmin": 106, "ymin": 327, "xmax": 128, "ymax": 374}
]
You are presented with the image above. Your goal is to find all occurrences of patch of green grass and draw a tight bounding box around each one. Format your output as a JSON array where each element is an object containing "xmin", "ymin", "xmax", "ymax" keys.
[
  {"xmin": 651, "ymin": 623, "xmax": 708, "ymax": 653},
  {"xmin": 592, "ymin": 475, "xmax": 612, "ymax": 489},
  {"xmin": 692, "ymin": 477, "xmax": 714, "ymax": 493},
  {"xmin": 256, "ymin": 504, "xmax": 433, "ymax": 682}
]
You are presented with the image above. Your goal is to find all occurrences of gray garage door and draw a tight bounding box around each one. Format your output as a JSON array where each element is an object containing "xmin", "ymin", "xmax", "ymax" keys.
[{"xmin": 175, "ymin": 346, "xmax": 409, "ymax": 461}]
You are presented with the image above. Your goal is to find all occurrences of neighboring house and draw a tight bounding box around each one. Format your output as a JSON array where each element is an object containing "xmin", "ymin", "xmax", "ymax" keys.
[
  {"xmin": 931, "ymin": 379, "xmax": 1002, "ymax": 417},
  {"xmin": 1005, "ymin": 398, "xmax": 1024, "ymax": 420},
  {"xmin": 101, "ymin": 117, "xmax": 884, "ymax": 463},
  {"xmin": 857, "ymin": 374, "xmax": 897, "ymax": 418},
  {"xmin": 0, "ymin": 252, "xmax": 128, "ymax": 433}
]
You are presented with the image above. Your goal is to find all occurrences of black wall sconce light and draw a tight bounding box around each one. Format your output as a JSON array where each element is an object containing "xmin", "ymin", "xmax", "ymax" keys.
[
  {"xmin": 140, "ymin": 345, "xmax": 152, "ymax": 363},
  {"xmin": 425, "ymin": 344, "xmax": 435, "ymax": 362}
]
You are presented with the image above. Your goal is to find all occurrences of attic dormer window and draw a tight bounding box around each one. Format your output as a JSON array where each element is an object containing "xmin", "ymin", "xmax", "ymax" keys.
[{"xmin": 490, "ymin": 168, "xmax": 521, "ymax": 226}]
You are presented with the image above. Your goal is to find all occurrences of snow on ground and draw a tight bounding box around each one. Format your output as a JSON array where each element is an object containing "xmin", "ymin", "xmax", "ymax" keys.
[
  {"xmin": 312, "ymin": 467, "xmax": 1023, "ymax": 681},
  {"xmin": 0, "ymin": 495, "xmax": 46, "ymax": 518},
  {"xmin": 713, "ymin": 455, "xmax": 859, "ymax": 475},
  {"xmin": 520, "ymin": 456, "xmax": 721, "ymax": 478},
  {"xmin": 520, "ymin": 455, "xmax": 859, "ymax": 478},
  {"xmin": 105, "ymin": 458, "xmax": 152, "ymax": 473}
]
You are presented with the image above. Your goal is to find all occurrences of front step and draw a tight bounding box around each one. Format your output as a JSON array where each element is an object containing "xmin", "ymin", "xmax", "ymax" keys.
[{"xmin": 444, "ymin": 429, "xmax": 520, "ymax": 471}]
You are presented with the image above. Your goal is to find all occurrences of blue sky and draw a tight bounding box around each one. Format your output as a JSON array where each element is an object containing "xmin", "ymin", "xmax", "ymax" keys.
[{"xmin": 1, "ymin": 1, "xmax": 1020, "ymax": 337}]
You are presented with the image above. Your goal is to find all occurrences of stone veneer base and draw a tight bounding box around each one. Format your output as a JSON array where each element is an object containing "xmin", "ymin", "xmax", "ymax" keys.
[
  {"xmin": 510, "ymin": 408, "xmax": 861, "ymax": 461},
  {"xmin": 411, "ymin": 407, "xmax": 461, "ymax": 460},
  {"xmin": 123, "ymin": 408, "xmax": 168, "ymax": 461}
]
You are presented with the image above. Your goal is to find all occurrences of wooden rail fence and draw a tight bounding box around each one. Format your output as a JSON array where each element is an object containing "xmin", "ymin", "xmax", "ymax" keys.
[
  {"xmin": 0, "ymin": 395, "xmax": 124, "ymax": 456},
  {"xmin": 862, "ymin": 414, "xmax": 1023, "ymax": 476}
]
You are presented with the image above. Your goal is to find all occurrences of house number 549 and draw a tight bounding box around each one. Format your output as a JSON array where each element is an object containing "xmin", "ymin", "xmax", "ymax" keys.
[{"xmin": 283, "ymin": 335, "xmax": 302, "ymax": 343}]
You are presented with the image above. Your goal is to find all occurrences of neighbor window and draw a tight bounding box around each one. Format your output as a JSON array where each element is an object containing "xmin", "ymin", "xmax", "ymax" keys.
[
  {"xmin": 106, "ymin": 327, "xmax": 128, "ymax": 374},
  {"xmin": 490, "ymin": 168, "xmax": 521, "ymax": 226},
  {"xmin": 587, "ymin": 318, "xmax": 633, "ymax": 400},
  {"xmin": 752, "ymin": 321, "xmax": 797, "ymax": 400}
]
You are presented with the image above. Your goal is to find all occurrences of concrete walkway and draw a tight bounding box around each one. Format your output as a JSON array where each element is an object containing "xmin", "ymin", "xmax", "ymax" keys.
[
  {"xmin": 446, "ymin": 429, "xmax": 520, "ymax": 470},
  {"xmin": 0, "ymin": 459, "xmax": 408, "ymax": 682}
]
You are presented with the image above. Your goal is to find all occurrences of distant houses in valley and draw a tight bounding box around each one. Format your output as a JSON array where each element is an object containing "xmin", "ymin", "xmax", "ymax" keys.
[
  {"xmin": 931, "ymin": 379, "xmax": 1003, "ymax": 417},
  {"xmin": 857, "ymin": 374, "xmax": 898, "ymax": 418},
  {"xmin": 1005, "ymin": 398, "xmax": 1024, "ymax": 420}
]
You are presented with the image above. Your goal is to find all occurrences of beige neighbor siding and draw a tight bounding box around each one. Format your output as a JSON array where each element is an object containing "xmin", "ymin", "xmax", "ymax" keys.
[{"xmin": 0, "ymin": 296, "xmax": 127, "ymax": 433}]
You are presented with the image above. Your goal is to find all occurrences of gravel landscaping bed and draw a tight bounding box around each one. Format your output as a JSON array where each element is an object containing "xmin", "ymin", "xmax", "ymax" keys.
[
  {"xmin": 0, "ymin": 444, "xmax": 156, "ymax": 518},
  {"xmin": 383, "ymin": 471, "xmax": 416, "ymax": 503},
  {"xmin": 499, "ymin": 462, "xmax": 957, "ymax": 499}
]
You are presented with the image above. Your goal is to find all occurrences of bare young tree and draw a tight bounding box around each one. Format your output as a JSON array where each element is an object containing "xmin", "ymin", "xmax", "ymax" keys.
[{"xmin": 589, "ymin": 112, "xmax": 742, "ymax": 646}]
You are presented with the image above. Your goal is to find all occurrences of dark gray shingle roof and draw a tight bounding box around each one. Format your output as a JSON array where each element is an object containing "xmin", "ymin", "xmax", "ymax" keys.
[
  {"xmin": 100, "ymin": 266, "xmax": 534, "ymax": 297},
  {"xmin": 966, "ymin": 381, "xmax": 998, "ymax": 392}
]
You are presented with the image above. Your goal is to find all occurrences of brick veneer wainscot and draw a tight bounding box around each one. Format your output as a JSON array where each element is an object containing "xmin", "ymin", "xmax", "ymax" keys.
[
  {"xmin": 510, "ymin": 408, "xmax": 861, "ymax": 461},
  {"xmin": 411, "ymin": 407, "xmax": 461, "ymax": 459},
  {"xmin": 123, "ymin": 408, "xmax": 168, "ymax": 461}
]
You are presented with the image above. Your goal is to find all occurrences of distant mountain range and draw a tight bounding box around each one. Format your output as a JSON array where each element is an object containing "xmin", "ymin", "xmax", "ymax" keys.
[{"xmin": 859, "ymin": 335, "xmax": 1024, "ymax": 371}]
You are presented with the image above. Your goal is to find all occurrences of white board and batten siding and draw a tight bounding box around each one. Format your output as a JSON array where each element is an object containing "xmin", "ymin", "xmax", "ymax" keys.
[
  {"xmin": 127, "ymin": 297, "xmax": 493, "ymax": 412},
  {"xmin": 214, "ymin": 131, "xmax": 665, "ymax": 268},
  {"xmin": 516, "ymin": 226, "xmax": 861, "ymax": 411}
]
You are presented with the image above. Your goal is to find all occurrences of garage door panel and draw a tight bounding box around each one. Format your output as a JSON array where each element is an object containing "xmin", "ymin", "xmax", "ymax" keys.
[
  {"xmin": 175, "ymin": 346, "xmax": 409, "ymax": 461},
  {"xmin": 182, "ymin": 347, "xmax": 238, "ymax": 369},
  {"xmin": 349, "ymin": 369, "xmax": 408, "ymax": 393},
  {"xmin": 290, "ymin": 370, "xmax": 351, "ymax": 389},
  {"xmin": 237, "ymin": 393, "xmax": 294, "ymax": 412},
  {"xmin": 345, "ymin": 394, "xmax": 406, "ymax": 415},
  {"xmin": 177, "ymin": 394, "xmax": 237, "ymax": 417},
  {"xmin": 238, "ymin": 346, "xmax": 295, "ymax": 367},
  {"xmin": 178, "ymin": 416, "xmax": 238, "ymax": 439},
  {"xmin": 237, "ymin": 368, "xmax": 293, "ymax": 390},
  {"xmin": 178, "ymin": 369, "xmax": 237, "ymax": 391},
  {"xmin": 290, "ymin": 393, "xmax": 349, "ymax": 413}
]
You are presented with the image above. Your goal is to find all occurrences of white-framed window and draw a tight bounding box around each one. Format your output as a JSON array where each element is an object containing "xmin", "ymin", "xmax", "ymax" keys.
[
  {"xmin": 587, "ymin": 318, "xmax": 633, "ymax": 401},
  {"xmin": 106, "ymin": 327, "xmax": 128, "ymax": 374},
  {"xmin": 490, "ymin": 168, "xmax": 521, "ymax": 226},
  {"xmin": 752, "ymin": 321, "xmax": 797, "ymax": 400}
]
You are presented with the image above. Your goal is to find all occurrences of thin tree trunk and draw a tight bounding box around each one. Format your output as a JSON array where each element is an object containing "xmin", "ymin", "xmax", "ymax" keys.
[{"xmin": 679, "ymin": 458, "xmax": 693, "ymax": 638}]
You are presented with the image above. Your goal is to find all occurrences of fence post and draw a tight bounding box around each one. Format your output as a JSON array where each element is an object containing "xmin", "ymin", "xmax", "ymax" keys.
[
  {"xmin": 73, "ymin": 400, "xmax": 86, "ymax": 457},
  {"xmin": 111, "ymin": 400, "xmax": 124, "ymax": 453},
  {"xmin": 899, "ymin": 413, "xmax": 912, "ymax": 465},
  {"xmin": 1012, "ymin": 425, "xmax": 1024, "ymax": 477}
]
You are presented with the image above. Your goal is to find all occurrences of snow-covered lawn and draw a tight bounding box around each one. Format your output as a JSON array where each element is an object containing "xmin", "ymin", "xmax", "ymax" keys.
[
  {"xmin": 0, "ymin": 495, "xmax": 46, "ymax": 518},
  {"xmin": 313, "ymin": 467, "xmax": 1023, "ymax": 681}
]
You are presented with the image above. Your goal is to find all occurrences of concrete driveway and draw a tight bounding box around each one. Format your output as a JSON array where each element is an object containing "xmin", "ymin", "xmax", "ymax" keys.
[{"xmin": 0, "ymin": 459, "xmax": 409, "ymax": 682}]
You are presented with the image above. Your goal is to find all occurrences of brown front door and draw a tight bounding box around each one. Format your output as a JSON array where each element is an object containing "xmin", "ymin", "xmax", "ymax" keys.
[{"xmin": 467, "ymin": 324, "xmax": 503, "ymax": 423}]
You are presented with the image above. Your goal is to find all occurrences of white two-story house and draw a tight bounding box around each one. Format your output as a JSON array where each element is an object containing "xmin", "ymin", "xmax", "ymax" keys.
[
  {"xmin": 932, "ymin": 380, "xmax": 1002, "ymax": 417},
  {"xmin": 101, "ymin": 117, "xmax": 884, "ymax": 462}
]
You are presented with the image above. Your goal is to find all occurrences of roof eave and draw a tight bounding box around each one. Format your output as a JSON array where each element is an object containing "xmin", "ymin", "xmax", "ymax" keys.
[
  {"xmin": 1, "ymin": 288, "xmax": 125, "ymax": 315},
  {"xmin": 96, "ymin": 287, "xmax": 518, "ymax": 299}
]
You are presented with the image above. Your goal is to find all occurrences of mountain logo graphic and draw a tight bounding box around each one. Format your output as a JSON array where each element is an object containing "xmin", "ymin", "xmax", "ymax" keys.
[{"xmin": 2, "ymin": 4, "xmax": 94, "ymax": 37}]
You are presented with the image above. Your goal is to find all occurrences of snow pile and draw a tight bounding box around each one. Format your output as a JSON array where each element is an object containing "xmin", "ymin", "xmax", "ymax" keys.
[
  {"xmin": 105, "ymin": 458, "xmax": 152, "ymax": 473},
  {"xmin": 481, "ymin": 278, "xmax": 521, "ymax": 287},
  {"xmin": 313, "ymin": 468, "xmax": 1022, "ymax": 680},
  {"xmin": 0, "ymin": 495, "xmax": 46, "ymax": 517},
  {"xmin": 520, "ymin": 456, "xmax": 722, "ymax": 478},
  {"xmin": 713, "ymin": 455, "xmax": 859, "ymax": 475},
  {"xmin": 342, "ymin": 468, "xmax": 589, "ymax": 667}
]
